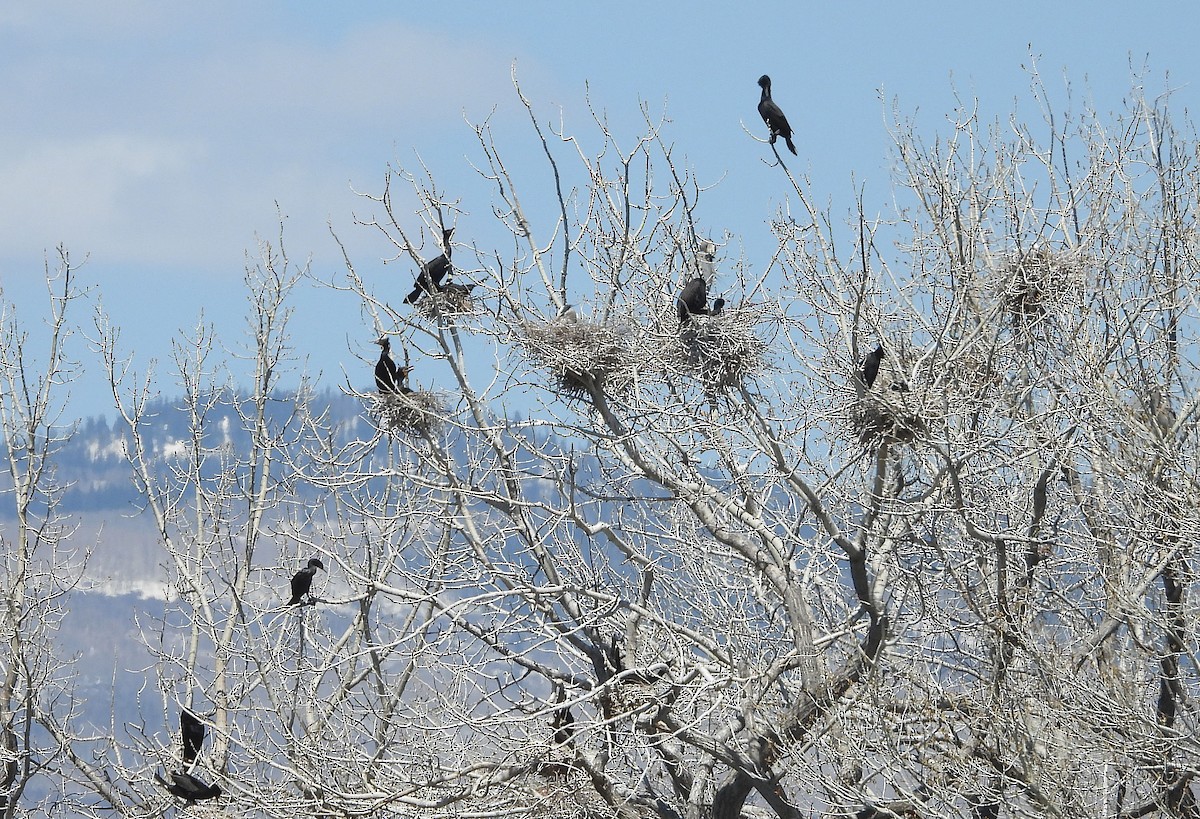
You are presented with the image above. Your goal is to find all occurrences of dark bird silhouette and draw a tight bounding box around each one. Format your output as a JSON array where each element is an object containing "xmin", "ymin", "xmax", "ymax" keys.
[
  {"xmin": 551, "ymin": 687, "xmax": 575, "ymax": 747},
  {"xmin": 677, "ymin": 276, "xmax": 709, "ymax": 323},
  {"xmin": 599, "ymin": 633, "xmax": 664, "ymax": 685},
  {"xmin": 677, "ymin": 279, "xmax": 726, "ymax": 323},
  {"xmin": 288, "ymin": 558, "xmax": 324, "ymax": 606},
  {"xmin": 180, "ymin": 709, "xmax": 205, "ymax": 766},
  {"xmin": 404, "ymin": 227, "xmax": 455, "ymax": 304},
  {"xmin": 861, "ymin": 344, "xmax": 885, "ymax": 389},
  {"xmin": 757, "ymin": 75, "xmax": 797, "ymax": 155},
  {"xmin": 155, "ymin": 771, "xmax": 222, "ymax": 802},
  {"xmin": 374, "ymin": 337, "xmax": 412, "ymax": 394}
]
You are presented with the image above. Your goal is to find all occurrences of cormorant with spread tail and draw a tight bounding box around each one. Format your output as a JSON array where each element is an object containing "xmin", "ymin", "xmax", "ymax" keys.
[
  {"xmin": 404, "ymin": 228, "xmax": 455, "ymax": 304},
  {"xmin": 288, "ymin": 558, "xmax": 324, "ymax": 606},
  {"xmin": 180, "ymin": 709, "xmax": 205, "ymax": 766},
  {"xmin": 757, "ymin": 75, "xmax": 797, "ymax": 155}
]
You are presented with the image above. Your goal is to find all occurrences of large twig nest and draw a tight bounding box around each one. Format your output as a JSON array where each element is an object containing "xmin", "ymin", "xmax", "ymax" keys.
[
  {"xmin": 1000, "ymin": 246, "xmax": 1084, "ymax": 331},
  {"xmin": 414, "ymin": 284, "xmax": 478, "ymax": 319},
  {"xmin": 518, "ymin": 317, "xmax": 636, "ymax": 399},
  {"xmin": 370, "ymin": 390, "xmax": 443, "ymax": 435},
  {"xmin": 667, "ymin": 304, "xmax": 772, "ymax": 395},
  {"xmin": 847, "ymin": 352, "xmax": 930, "ymax": 446},
  {"xmin": 850, "ymin": 390, "xmax": 928, "ymax": 446}
]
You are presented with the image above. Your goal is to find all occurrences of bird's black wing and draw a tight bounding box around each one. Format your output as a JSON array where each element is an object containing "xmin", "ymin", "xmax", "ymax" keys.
[
  {"xmin": 677, "ymin": 277, "xmax": 708, "ymax": 322},
  {"xmin": 170, "ymin": 772, "xmax": 221, "ymax": 801},
  {"xmin": 375, "ymin": 355, "xmax": 400, "ymax": 394},
  {"xmin": 758, "ymin": 99, "xmax": 797, "ymax": 155},
  {"xmin": 424, "ymin": 255, "xmax": 451, "ymax": 289},
  {"xmin": 180, "ymin": 710, "xmax": 205, "ymax": 764},
  {"xmin": 861, "ymin": 347, "xmax": 885, "ymax": 388},
  {"xmin": 288, "ymin": 568, "xmax": 312, "ymax": 605},
  {"xmin": 403, "ymin": 254, "xmax": 451, "ymax": 305}
]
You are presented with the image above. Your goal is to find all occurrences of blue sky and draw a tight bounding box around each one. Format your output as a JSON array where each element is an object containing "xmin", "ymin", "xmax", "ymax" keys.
[{"xmin": 2, "ymin": 1, "xmax": 1198, "ymax": 416}]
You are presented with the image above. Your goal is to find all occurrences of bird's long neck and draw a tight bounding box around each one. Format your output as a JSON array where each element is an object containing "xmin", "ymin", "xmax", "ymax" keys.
[{"xmin": 760, "ymin": 84, "xmax": 771, "ymax": 103}]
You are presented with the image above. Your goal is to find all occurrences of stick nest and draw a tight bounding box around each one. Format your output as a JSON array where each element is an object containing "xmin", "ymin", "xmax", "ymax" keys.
[
  {"xmin": 667, "ymin": 305, "xmax": 771, "ymax": 394},
  {"xmin": 370, "ymin": 390, "xmax": 443, "ymax": 435},
  {"xmin": 1000, "ymin": 247, "xmax": 1084, "ymax": 330},
  {"xmin": 518, "ymin": 317, "xmax": 635, "ymax": 399},
  {"xmin": 849, "ymin": 390, "xmax": 928, "ymax": 446},
  {"xmin": 414, "ymin": 285, "xmax": 478, "ymax": 319}
]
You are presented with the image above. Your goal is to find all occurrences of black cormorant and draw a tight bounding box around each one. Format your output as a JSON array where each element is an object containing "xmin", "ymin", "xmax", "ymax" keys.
[
  {"xmin": 288, "ymin": 558, "xmax": 324, "ymax": 606},
  {"xmin": 155, "ymin": 771, "xmax": 222, "ymax": 802},
  {"xmin": 374, "ymin": 337, "xmax": 412, "ymax": 394},
  {"xmin": 549, "ymin": 682, "xmax": 576, "ymax": 746},
  {"xmin": 180, "ymin": 709, "xmax": 205, "ymax": 766},
  {"xmin": 404, "ymin": 228, "xmax": 455, "ymax": 304},
  {"xmin": 677, "ymin": 276, "xmax": 709, "ymax": 323},
  {"xmin": 861, "ymin": 344, "xmax": 885, "ymax": 389},
  {"xmin": 677, "ymin": 283, "xmax": 726, "ymax": 323},
  {"xmin": 757, "ymin": 75, "xmax": 797, "ymax": 155}
]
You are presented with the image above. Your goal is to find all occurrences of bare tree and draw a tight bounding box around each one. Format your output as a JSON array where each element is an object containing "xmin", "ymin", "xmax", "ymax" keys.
[
  {"xmin": 62, "ymin": 70, "xmax": 1200, "ymax": 819},
  {"xmin": 0, "ymin": 250, "xmax": 90, "ymax": 817}
]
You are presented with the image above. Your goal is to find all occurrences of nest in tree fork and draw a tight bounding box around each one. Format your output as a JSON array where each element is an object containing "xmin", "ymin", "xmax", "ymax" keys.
[
  {"xmin": 370, "ymin": 389, "xmax": 443, "ymax": 435},
  {"xmin": 415, "ymin": 284, "xmax": 477, "ymax": 318},
  {"xmin": 519, "ymin": 317, "xmax": 635, "ymax": 399},
  {"xmin": 671, "ymin": 305, "xmax": 770, "ymax": 394},
  {"xmin": 1001, "ymin": 246, "xmax": 1084, "ymax": 329},
  {"xmin": 850, "ymin": 389, "xmax": 928, "ymax": 446}
]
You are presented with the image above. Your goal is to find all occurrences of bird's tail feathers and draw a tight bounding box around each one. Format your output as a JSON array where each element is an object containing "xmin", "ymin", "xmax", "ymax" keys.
[{"xmin": 785, "ymin": 136, "xmax": 798, "ymax": 155}]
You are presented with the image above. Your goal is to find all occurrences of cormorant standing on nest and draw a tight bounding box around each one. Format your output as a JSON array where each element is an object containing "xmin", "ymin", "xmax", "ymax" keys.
[
  {"xmin": 677, "ymin": 280, "xmax": 726, "ymax": 323},
  {"xmin": 861, "ymin": 344, "xmax": 885, "ymax": 389},
  {"xmin": 404, "ymin": 228, "xmax": 455, "ymax": 304},
  {"xmin": 180, "ymin": 709, "xmax": 205, "ymax": 766},
  {"xmin": 677, "ymin": 240, "xmax": 725, "ymax": 322},
  {"xmin": 757, "ymin": 75, "xmax": 797, "ymax": 155},
  {"xmin": 288, "ymin": 558, "xmax": 324, "ymax": 606},
  {"xmin": 677, "ymin": 276, "xmax": 709, "ymax": 323},
  {"xmin": 374, "ymin": 337, "xmax": 412, "ymax": 394},
  {"xmin": 155, "ymin": 771, "xmax": 222, "ymax": 802}
]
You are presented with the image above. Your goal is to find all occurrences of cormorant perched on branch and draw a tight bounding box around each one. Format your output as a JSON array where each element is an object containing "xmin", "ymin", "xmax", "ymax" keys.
[
  {"xmin": 757, "ymin": 75, "xmax": 797, "ymax": 155},
  {"xmin": 861, "ymin": 344, "xmax": 885, "ymax": 389},
  {"xmin": 155, "ymin": 771, "xmax": 222, "ymax": 802},
  {"xmin": 374, "ymin": 337, "xmax": 412, "ymax": 394},
  {"xmin": 180, "ymin": 709, "xmax": 205, "ymax": 766},
  {"xmin": 551, "ymin": 686, "xmax": 576, "ymax": 747},
  {"xmin": 288, "ymin": 558, "xmax": 324, "ymax": 606},
  {"xmin": 404, "ymin": 227, "xmax": 455, "ymax": 304}
]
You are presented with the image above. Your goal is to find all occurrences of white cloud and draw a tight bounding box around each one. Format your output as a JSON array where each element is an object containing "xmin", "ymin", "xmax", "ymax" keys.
[
  {"xmin": 0, "ymin": 14, "xmax": 530, "ymax": 273},
  {"xmin": 0, "ymin": 134, "xmax": 204, "ymax": 256}
]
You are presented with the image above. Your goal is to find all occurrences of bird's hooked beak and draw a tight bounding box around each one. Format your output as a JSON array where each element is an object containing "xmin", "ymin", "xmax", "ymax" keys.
[{"xmin": 375, "ymin": 336, "xmax": 389, "ymax": 348}]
